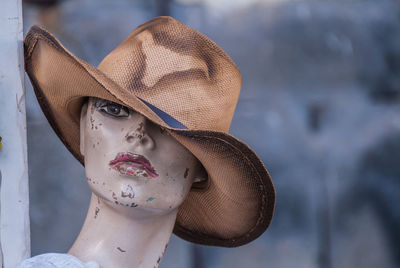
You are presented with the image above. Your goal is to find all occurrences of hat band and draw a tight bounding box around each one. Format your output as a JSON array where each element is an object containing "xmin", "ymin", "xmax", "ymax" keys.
[{"xmin": 138, "ymin": 97, "xmax": 187, "ymax": 129}]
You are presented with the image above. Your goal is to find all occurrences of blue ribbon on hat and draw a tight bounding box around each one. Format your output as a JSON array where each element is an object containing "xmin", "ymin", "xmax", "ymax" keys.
[{"xmin": 138, "ymin": 97, "xmax": 187, "ymax": 130}]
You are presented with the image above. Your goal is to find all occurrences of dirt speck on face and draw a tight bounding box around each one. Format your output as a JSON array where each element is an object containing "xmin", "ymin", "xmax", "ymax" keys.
[
  {"xmin": 137, "ymin": 122, "xmax": 144, "ymax": 133},
  {"xmin": 94, "ymin": 207, "xmax": 100, "ymax": 219},
  {"xmin": 112, "ymin": 192, "xmax": 118, "ymax": 200},
  {"xmin": 121, "ymin": 191, "xmax": 134, "ymax": 198},
  {"xmin": 160, "ymin": 126, "xmax": 166, "ymax": 134},
  {"xmin": 117, "ymin": 247, "xmax": 126, "ymax": 253},
  {"xmin": 90, "ymin": 116, "xmax": 95, "ymax": 130}
]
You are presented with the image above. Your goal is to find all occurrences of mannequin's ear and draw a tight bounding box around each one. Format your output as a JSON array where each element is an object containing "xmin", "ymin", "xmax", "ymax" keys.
[
  {"xmin": 192, "ymin": 162, "xmax": 209, "ymax": 190},
  {"xmin": 80, "ymin": 102, "xmax": 88, "ymax": 157}
]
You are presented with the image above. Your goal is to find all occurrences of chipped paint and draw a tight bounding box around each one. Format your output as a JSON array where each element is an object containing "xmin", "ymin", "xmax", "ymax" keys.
[
  {"xmin": 117, "ymin": 247, "xmax": 126, "ymax": 253},
  {"xmin": 90, "ymin": 116, "xmax": 95, "ymax": 130},
  {"xmin": 16, "ymin": 93, "xmax": 23, "ymax": 113},
  {"xmin": 94, "ymin": 207, "xmax": 100, "ymax": 219},
  {"xmin": 136, "ymin": 122, "xmax": 145, "ymax": 135},
  {"xmin": 184, "ymin": 168, "xmax": 189, "ymax": 179},
  {"xmin": 146, "ymin": 197, "xmax": 155, "ymax": 202},
  {"xmin": 121, "ymin": 185, "xmax": 135, "ymax": 199},
  {"xmin": 153, "ymin": 243, "xmax": 168, "ymax": 268}
]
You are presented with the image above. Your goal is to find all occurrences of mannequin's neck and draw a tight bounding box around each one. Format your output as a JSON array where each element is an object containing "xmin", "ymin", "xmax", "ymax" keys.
[{"xmin": 68, "ymin": 193, "xmax": 176, "ymax": 268}]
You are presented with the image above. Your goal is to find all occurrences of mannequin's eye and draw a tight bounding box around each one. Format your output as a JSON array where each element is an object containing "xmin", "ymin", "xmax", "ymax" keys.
[{"xmin": 97, "ymin": 101, "xmax": 130, "ymax": 118}]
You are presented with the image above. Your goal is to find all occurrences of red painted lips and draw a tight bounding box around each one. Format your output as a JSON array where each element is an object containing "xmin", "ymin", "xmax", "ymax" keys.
[{"xmin": 109, "ymin": 152, "xmax": 159, "ymax": 178}]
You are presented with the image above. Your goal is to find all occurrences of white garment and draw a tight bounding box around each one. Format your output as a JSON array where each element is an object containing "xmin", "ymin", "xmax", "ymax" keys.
[{"xmin": 17, "ymin": 253, "xmax": 99, "ymax": 268}]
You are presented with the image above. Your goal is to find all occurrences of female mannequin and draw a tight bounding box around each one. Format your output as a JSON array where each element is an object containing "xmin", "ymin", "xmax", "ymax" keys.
[
  {"xmin": 21, "ymin": 15, "xmax": 275, "ymax": 268},
  {"xmin": 69, "ymin": 97, "xmax": 205, "ymax": 267},
  {"xmin": 19, "ymin": 97, "xmax": 205, "ymax": 267}
]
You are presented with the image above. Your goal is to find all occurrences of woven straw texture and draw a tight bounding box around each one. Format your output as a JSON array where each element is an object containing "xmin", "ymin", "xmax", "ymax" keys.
[{"xmin": 24, "ymin": 16, "xmax": 275, "ymax": 247}]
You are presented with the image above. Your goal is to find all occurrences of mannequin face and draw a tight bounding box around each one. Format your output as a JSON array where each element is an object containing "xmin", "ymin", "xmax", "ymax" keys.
[{"xmin": 80, "ymin": 97, "xmax": 204, "ymax": 213}]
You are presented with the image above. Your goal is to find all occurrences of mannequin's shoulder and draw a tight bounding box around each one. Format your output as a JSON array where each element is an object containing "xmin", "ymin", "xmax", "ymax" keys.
[{"xmin": 17, "ymin": 253, "xmax": 99, "ymax": 268}]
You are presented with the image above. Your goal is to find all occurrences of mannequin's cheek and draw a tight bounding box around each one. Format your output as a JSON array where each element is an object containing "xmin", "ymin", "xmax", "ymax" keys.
[
  {"xmin": 85, "ymin": 173, "xmax": 116, "ymax": 203},
  {"xmin": 141, "ymin": 181, "xmax": 192, "ymax": 211}
]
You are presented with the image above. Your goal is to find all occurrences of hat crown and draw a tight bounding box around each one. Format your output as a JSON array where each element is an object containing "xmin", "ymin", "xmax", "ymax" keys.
[{"xmin": 97, "ymin": 17, "xmax": 242, "ymax": 132}]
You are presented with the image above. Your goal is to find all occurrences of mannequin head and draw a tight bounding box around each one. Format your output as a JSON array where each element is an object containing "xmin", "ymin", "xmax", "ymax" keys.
[
  {"xmin": 24, "ymin": 18, "xmax": 274, "ymax": 255},
  {"xmin": 79, "ymin": 97, "xmax": 205, "ymax": 214}
]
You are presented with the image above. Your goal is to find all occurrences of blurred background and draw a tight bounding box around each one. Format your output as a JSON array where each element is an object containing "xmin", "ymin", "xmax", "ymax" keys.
[{"xmin": 22, "ymin": 0, "xmax": 400, "ymax": 267}]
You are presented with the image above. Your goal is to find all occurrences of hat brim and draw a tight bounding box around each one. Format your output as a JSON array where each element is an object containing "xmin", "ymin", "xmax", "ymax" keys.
[{"xmin": 24, "ymin": 25, "xmax": 275, "ymax": 247}]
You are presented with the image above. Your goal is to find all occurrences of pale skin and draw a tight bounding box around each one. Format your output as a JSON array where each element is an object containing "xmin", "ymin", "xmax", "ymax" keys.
[{"xmin": 68, "ymin": 97, "xmax": 206, "ymax": 268}]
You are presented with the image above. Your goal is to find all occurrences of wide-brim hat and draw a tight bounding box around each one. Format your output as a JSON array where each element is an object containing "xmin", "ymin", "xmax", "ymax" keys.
[{"xmin": 24, "ymin": 16, "xmax": 275, "ymax": 247}]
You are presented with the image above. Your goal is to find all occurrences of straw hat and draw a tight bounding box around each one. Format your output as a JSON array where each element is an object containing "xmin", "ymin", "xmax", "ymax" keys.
[{"xmin": 24, "ymin": 16, "xmax": 275, "ymax": 247}]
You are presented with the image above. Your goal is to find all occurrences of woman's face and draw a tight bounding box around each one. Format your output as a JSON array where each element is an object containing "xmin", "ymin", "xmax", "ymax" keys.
[{"xmin": 80, "ymin": 97, "xmax": 202, "ymax": 213}]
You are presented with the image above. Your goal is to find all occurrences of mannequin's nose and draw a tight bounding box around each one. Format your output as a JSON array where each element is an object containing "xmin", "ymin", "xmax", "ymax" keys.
[{"xmin": 125, "ymin": 114, "xmax": 155, "ymax": 150}]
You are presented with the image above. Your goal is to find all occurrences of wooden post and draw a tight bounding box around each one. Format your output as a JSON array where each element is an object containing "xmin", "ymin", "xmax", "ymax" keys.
[{"xmin": 0, "ymin": 0, "xmax": 31, "ymax": 267}]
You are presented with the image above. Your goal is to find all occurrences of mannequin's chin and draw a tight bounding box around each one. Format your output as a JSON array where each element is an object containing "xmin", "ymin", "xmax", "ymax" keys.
[{"xmin": 88, "ymin": 189, "xmax": 181, "ymax": 214}]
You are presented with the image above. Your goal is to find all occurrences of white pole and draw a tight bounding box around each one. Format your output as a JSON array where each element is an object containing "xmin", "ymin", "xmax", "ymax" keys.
[{"xmin": 0, "ymin": 0, "xmax": 31, "ymax": 267}]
